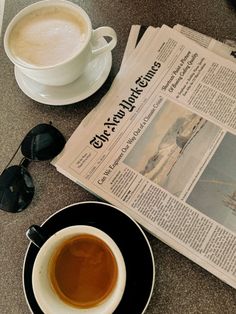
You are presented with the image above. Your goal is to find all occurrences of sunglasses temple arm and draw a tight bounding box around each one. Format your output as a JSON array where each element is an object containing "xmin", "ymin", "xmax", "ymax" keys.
[{"xmin": 4, "ymin": 142, "xmax": 22, "ymax": 170}]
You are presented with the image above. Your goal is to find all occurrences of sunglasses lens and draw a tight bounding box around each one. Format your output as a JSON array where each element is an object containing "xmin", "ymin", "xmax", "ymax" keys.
[
  {"xmin": 0, "ymin": 165, "xmax": 34, "ymax": 213},
  {"xmin": 21, "ymin": 124, "xmax": 66, "ymax": 161}
]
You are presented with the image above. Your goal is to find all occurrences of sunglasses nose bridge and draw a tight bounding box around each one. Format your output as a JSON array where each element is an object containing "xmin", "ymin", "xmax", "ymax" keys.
[{"xmin": 20, "ymin": 157, "xmax": 31, "ymax": 168}]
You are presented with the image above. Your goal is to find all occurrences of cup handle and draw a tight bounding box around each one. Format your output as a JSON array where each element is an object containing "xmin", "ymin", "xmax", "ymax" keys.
[
  {"xmin": 91, "ymin": 26, "xmax": 117, "ymax": 56},
  {"xmin": 26, "ymin": 224, "xmax": 47, "ymax": 248}
]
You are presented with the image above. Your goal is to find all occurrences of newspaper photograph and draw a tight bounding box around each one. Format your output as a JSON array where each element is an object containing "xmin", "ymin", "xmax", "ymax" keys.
[{"xmin": 53, "ymin": 24, "xmax": 236, "ymax": 289}]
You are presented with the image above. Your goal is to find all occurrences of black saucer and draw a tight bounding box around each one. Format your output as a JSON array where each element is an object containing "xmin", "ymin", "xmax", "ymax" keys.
[{"xmin": 23, "ymin": 201, "xmax": 155, "ymax": 314}]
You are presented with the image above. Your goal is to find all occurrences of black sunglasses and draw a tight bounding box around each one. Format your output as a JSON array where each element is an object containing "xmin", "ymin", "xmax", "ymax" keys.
[{"xmin": 0, "ymin": 123, "xmax": 66, "ymax": 213}]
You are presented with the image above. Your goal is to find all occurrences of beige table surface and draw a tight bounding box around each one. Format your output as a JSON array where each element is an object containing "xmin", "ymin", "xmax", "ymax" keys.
[{"xmin": 1, "ymin": 0, "xmax": 236, "ymax": 313}]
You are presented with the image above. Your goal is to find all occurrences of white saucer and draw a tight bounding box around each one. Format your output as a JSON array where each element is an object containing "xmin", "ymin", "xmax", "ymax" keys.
[{"xmin": 14, "ymin": 38, "xmax": 112, "ymax": 106}]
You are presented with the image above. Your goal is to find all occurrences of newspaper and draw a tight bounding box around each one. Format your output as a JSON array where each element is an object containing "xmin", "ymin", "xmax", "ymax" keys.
[{"xmin": 53, "ymin": 24, "xmax": 236, "ymax": 289}]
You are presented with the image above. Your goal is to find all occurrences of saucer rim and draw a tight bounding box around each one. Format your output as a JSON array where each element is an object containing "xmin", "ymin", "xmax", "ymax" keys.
[
  {"xmin": 14, "ymin": 39, "xmax": 112, "ymax": 106},
  {"xmin": 22, "ymin": 201, "xmax": 155, "ymax": 314}
]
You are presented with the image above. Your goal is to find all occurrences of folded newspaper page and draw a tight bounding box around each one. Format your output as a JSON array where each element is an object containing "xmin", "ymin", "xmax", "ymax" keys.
[
  {"xmin": 53, "ymin": 24, "xmax": 236, "ymax": 289},
  {"xmin": 174, "ymin": 24, "xmax": 236, "ymax": 63},
  {"xmin": 120, "ymin": 25, "xmax": 154, "ymax": 68}
]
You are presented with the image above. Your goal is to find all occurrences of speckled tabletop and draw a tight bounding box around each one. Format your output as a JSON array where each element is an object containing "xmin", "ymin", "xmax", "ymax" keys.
[{"xmin": 1, "ymin": 1, "xmax": 236, "ymax": 313}]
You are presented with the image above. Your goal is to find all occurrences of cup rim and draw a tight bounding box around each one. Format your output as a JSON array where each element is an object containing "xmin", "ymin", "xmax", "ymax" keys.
[
  {"xmin": 3, "ymin": 0, "xmax": 92, "ymax": 70},
  {"xmin": 32, "ymin": 225, "xmax": 127, "ymax": 314}
]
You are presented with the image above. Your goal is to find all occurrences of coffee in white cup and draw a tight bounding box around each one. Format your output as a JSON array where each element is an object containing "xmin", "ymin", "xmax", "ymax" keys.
[
  {"xmin": 8, "ymin": 6, "xmax": 88, "ymax": 67},
  {"xmin": 27, "ymin": 225, "xmax": 126, "ymax": 314},
  {"xmin": 4, "ymin": 0, "xmax": 117, "ymax": 86}
]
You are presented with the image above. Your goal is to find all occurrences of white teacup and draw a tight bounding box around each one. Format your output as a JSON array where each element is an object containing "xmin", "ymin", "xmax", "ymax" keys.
[
  {"xmin": 4, "ymin": 0, "xmax": 117, "ymax": 86},
  {"xmin": 27, "ymin": 225, "xmax": 126, "ymax": 314}
]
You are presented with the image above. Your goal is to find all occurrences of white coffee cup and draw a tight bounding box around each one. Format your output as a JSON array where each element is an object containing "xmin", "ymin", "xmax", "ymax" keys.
[
  {"xmin": 27, "ymin": 225, "xmax": 126, "ymax": 314},
  {"xmin": 4, "ymin": 0, "xmax": 117, "ymax": 86}
]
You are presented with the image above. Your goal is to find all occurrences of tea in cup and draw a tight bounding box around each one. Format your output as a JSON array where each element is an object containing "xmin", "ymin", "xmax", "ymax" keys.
[
  {"xmin": 27, "ymin": 225, "xmax": 126, "ymax": 314},
  {"xmin": 4, "ymin": 0, "xmax": 117, "ymax": 86}
]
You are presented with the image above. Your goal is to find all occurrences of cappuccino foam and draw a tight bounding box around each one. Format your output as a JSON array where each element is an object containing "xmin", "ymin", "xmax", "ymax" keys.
[{"xmin": 9, "ymin": 6, "xmax": 88, "ymax": 67}]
